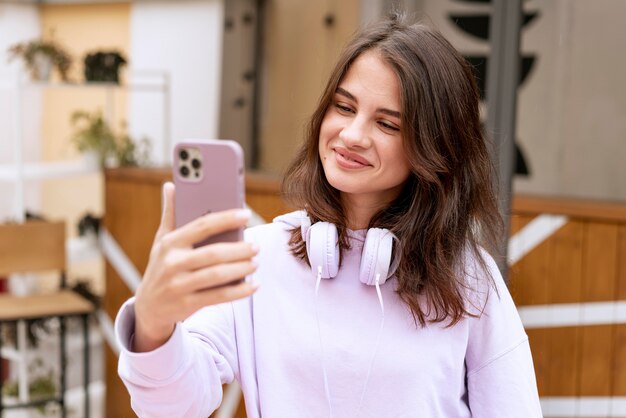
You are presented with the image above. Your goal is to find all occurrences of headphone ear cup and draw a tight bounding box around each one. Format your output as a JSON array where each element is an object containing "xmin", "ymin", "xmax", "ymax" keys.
[
  {"xmin": 359, "ymin": 228, "xmax": 394, "ymax": 286},
  {"xmin": 307, "ymin": 222, "xmax": 339, "ymax": 279}
]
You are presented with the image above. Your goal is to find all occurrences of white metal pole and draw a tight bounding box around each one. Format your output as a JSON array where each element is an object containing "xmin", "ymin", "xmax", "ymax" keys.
[
  {"xmin": 105, "ymin": 85, "xmax": 114, "ymax": 129},
  {"xmin": 13, "ymin": 83, "xmax": 25, "ymax": 223},
  {"xmin": 17, "ymin": 320, "xmax": 28, "ymax": 403},
  {"xmin": 163, "ymin": 72, "xmax": 171, "ymax": 165}
]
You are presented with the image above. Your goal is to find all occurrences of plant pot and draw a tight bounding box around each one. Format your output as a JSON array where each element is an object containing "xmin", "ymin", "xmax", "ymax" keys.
[
  {"xmin": 82, "ymin": 150, "xmax": 100, "ymax": 171},
  {"xmin": 84, "ymin": 51, "xmax": 126, "ymax": 83},
  {"xmin": 31, "ymin": 52, "xmax": 53, "ymax": 81}
]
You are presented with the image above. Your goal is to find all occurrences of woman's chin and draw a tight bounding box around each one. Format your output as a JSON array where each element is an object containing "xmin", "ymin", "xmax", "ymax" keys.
[{"xmin": 326, "ymin": 176, "xmax": 370, "ymax": 195}]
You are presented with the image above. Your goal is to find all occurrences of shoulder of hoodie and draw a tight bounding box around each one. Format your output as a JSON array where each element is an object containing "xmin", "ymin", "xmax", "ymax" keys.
[
  {"xmin": 243, "ymin": 210, "xmax": 305, "ymax": 247},
  {"xmin": 461, "ymin": 245, "xmax": 516, "ymax": 319}
]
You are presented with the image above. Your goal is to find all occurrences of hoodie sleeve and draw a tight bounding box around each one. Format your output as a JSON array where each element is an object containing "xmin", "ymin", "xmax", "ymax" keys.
[
  {"xmin": 465, "ymin": 253, "xmax": 543, "ymax": 418},
  {"xmin": 115, "ymin": 298, "xmax": 238, "ymax": 418},
  {"xmin": 467, "ymin": 338, "xmax": 543, "ymax": 417}
]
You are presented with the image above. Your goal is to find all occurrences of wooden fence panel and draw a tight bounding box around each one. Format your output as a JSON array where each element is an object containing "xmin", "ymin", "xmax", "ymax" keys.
[
  {"xmin": 508, "ymin": 214, "xmax": 534, "ymax": 304},
  {"xmin": 526, "ymin": 328, "xmax": 551, "ymax": 396},
  {"xmin": 550, "ymin": 221, "xmax": 584, "ymax": 305},
  {"xmin": 546, "ymin": 221, "xmax": 584, "ymax": 396},
  {"xmin": 513, "ymin": 217, "xmax": 553, "ymax": 306},
  {"xmin": 582, "ymin": 222, "xmax": 618, "ymax": 302},
  {"xmin": 579, "ymin": 325, "xmax": 614, "ymax": 396},
  {"xmin": 578, "ymin": 223, "xmax": 618, "ymax": 396},
  {"xmin": 510, "ymin": 214, "xmax": 553, "ymax": 394},
  {"xmin": 511, "ymin": 196, "xmax": 626, "ymax": 399},
  {"xmin": 612, "ymin": 225, "xmax": 626, "ymax": 396}
]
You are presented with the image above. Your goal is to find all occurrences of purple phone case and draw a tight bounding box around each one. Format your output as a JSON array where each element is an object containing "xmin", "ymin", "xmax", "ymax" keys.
[{"xmin": 173, "ymin": 139, "xmax": 245, "ymax": 247}]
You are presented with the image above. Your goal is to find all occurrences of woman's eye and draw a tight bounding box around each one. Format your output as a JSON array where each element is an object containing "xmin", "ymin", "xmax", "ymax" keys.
[
  {"xmin": 379, "ymin": 121, "xmax": 400, "ymax": 132},
  {"xmin": 335, "ymin": 103, "xmax": 353, "ymax": 113}
]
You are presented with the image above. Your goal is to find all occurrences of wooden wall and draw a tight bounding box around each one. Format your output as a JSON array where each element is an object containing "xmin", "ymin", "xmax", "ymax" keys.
[
  {"xmin": 258, "ymin": 0, "xmax": 360, "ymax": 174},
  {"xmin": 103, "ymin": 167, "xmax": 289, "ymax": 418},
  {"xmin": 510, "ymin": 195, "xmax": 626, "ymax": 399}
]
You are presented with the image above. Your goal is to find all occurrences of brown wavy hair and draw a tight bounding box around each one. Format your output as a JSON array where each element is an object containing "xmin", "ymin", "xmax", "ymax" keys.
[{"xmin": 282, "ymin": 14, "xmax": 502, "ymax": 327}]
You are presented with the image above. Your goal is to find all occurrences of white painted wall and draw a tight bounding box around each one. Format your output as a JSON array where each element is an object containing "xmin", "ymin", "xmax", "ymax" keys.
[
  {"xmin": 128, "ymin": 0, "xmax": 224, "ymax": 166},
  {"xmin": 0, "ymin": 4, "xmax": 42, "ymax": 221},
  {"xmin": 515, "ymin": 0, "xmax": 626, "ymax": 200}
]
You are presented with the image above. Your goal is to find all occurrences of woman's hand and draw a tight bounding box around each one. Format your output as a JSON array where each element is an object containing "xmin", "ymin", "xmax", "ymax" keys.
[{"xmin": 133, "ymin": 182, "xmax": 259, "ymax": 352}]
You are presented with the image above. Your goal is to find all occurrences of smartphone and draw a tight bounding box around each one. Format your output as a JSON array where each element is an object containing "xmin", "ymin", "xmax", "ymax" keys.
[{"xmin": 173, "ymin": 139, "xmax": 245, "ymax": 248}]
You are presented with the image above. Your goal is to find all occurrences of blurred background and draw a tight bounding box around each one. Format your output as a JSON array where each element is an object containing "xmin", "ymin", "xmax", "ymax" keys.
[{"xmin": 0, "ymin": 0, "xmax": 625, "ymax": 417}]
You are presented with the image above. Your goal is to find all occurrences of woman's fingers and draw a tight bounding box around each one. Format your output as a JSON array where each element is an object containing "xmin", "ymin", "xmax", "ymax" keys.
[
  {"xmin": 178, "ymin": 259, "xmax": 257, "ymax": 293},
  {"xmin": 186, "ymin": 279, "xmax": 259, "ymax": 311},
  {"xmin": 164, "ymin": 208, "xmax": 251, "ymax": 248},
  {"xmin": 135, "ymin": 201, "xmax": 259, "ymax": 353},
  {"xmin": 155, "ymin": 182, "xmax": 176, "ymax": 241},
  {"xmin": 178, "ymin": 241, "xmax": 258, "ymax": 272}
]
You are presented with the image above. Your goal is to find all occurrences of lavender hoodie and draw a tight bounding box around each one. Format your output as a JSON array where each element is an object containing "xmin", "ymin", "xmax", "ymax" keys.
[{"xmin": 115, "ymin": 211, "xmax": 542, "ymax": 417}]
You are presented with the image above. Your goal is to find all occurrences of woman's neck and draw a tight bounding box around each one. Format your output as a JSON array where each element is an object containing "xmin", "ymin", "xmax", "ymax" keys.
[{"xmin": 341, "ymin": 194, "xmax": 387, "ymax": 230}]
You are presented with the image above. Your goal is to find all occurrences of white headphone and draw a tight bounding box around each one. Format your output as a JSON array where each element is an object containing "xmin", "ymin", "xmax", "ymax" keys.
[{"xmin": 301, "ymin": 215, "xmax": 398, "ymax": 285}]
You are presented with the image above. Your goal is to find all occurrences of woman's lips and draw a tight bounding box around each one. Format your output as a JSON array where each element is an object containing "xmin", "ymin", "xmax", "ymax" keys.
[{"xmin": 333, "ymin": 147, "xmax": 372, "ymax": 169}]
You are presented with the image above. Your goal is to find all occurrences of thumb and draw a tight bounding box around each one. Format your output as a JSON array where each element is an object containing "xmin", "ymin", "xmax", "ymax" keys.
[{"xmin": 156, "ymin": 182, "xmax": 175, "ymax": 240}]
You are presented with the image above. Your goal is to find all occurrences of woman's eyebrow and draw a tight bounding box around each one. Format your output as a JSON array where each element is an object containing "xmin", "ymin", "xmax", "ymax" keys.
[
  {"xmin": 336, "ymin": 87, "xmax": 356, "ymax": 102},
  {"xmin": 379, "ymin": 108, "xmax": 401, "ymax": 119},
  {"xmin": 335, "ymin": 87, "xmax": 401, "ymax": 119}
]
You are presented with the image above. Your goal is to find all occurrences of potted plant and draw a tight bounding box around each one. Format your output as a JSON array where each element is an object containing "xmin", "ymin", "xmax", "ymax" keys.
[
  {"xmin": 1, "ymin": 358, "xmax": 58, "ymax": 416},
  {"xmin": 8, "ymin": 34, "xmax": 72, "ymax": 82},
  {"xmin": 70, "ymin": 110, "xmax": 150, "ymax": 168},
  {"xmin": 70, "ymin": 110, "xmax": 117, "ymax": 168},
  {"xmin": 113, "ymin": 123, "xmax": 151, "ymax": 167}
]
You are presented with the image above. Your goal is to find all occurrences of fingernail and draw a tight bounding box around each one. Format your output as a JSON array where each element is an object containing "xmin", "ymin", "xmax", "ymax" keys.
[
  {"xmin": 249, "ymin": 280, "xmax": 260, "ymax": 290},
  {"xmin": 235, "ymin": 209, "xmax": 252, "ymax": 220},
  {"xmin": 162, "ymin": 182, "xmax": 173, "ymax": 202},
  {"xmin": 250, "ymin": 243, "xmax": 260, "ymax": 253}
]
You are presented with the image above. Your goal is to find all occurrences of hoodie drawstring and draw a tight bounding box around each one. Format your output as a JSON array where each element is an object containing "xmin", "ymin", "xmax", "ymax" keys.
[
  {"xmin": 315, "ymin": 266, "xmax": 334, "ymax": 418},
  {"xmin": 315, "ymin": 268, "xmax": 386, "ymax": 418},
  {"xmin": 353, "ymin": 273, "xmax": 385, "ymax": 418}
]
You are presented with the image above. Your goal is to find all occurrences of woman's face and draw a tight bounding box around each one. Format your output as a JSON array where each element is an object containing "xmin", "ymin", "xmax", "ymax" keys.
[{"xmin": 319, "ymin": 50, "xmax": 411, "ymax": 206}]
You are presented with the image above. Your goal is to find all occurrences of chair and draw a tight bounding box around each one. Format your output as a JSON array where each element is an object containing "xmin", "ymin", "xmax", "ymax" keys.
[{"xmin": 0, "ymin": 221, "xmax": 94, "ymax": 417}]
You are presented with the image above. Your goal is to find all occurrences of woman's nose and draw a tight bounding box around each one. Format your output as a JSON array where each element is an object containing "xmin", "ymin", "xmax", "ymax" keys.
[{"xmin": 339, "ymin": 116, "xmax": 371, "ymax": 148}]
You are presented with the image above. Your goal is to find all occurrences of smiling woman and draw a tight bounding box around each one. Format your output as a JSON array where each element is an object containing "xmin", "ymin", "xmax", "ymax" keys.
[{"xmin": 116, "ymin": 12, "xmax": 542, "ymax": 418}]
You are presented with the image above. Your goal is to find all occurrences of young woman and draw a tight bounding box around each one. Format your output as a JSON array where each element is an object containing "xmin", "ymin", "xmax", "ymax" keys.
[{"xmin": 116, "ymin": 15, "xmax": 542, "ymax": 418}]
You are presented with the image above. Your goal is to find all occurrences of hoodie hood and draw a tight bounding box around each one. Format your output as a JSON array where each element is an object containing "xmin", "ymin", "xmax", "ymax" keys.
[{"xmin": 272, "ymin": 210, "xmax": 309, "ymax": 229}]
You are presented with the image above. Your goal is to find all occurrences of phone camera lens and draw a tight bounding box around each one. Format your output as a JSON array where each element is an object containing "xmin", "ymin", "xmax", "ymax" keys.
[
  {"xmin": 191, "ymin": 158, "xmax": 201, "ymax": 169},
  {"xmin": 179, "ymin": 149, "xmax": 189, "ymax": 160},
  {"xmin": 180, "ymin": 165, "xmax": 190, "ymax": 177}
]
